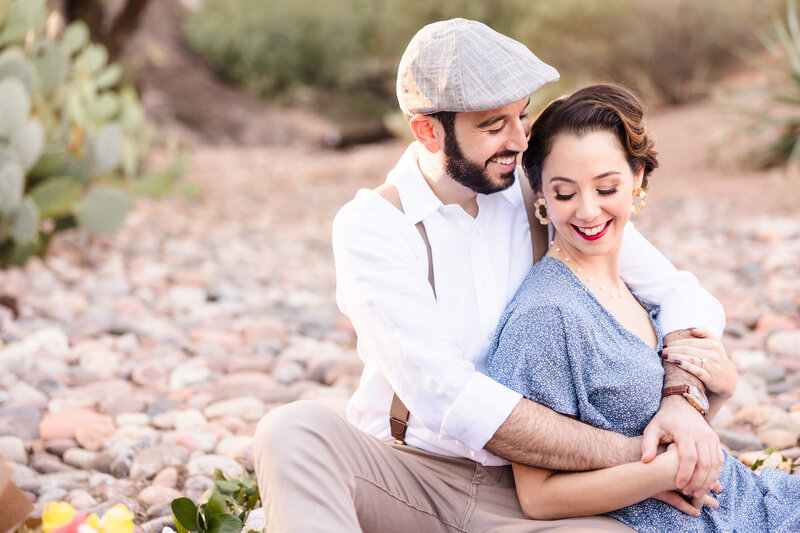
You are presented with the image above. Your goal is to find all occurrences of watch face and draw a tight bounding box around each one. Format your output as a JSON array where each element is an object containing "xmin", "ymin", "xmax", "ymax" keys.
[{"xmin": 688, "ymin": 386, "xmax": 709, "ymax": 410}]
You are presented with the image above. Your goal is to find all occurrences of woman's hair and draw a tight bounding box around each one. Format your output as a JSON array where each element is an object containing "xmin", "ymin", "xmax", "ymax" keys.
[{"xmin": 522, "ymin": 84, "xmax": 658, "ymax": 192}]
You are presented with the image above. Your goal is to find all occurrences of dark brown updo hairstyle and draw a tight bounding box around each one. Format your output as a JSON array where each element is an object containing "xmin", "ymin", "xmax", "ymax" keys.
[{"xmin": 522, "ymin": 84, "xmax": 658, "ymax": 193}]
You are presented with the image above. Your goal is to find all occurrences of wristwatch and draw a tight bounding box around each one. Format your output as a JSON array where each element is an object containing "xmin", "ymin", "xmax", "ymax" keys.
[{"xmin": 661, "ymin": 385, "xmax": 709, "ymax": 417}]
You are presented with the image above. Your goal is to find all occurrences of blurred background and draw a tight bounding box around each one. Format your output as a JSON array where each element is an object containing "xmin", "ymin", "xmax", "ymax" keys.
[{"xmin": 1, "ymin": 0, "xmax": 800, "ymax": 528}]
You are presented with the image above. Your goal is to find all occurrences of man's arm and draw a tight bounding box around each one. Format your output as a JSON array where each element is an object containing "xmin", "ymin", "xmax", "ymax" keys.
[
  {"xmin": 334, "ymin": 202, "xmax": 641, "ymax": 468},
  {"xmin": 485, "ymin": 398, "xmax": 641, "ymax": 470}
]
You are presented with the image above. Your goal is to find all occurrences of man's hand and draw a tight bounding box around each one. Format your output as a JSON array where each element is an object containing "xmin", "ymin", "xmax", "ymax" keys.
[{"xmin": 641, "ymin": 396, "xmax": 723, "ymax": 496}]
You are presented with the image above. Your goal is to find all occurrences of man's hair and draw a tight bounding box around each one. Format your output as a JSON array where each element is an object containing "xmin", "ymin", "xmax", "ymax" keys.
[{"xmin": 523, "ymin": 84, "xmax": 658, "ymax": 192}]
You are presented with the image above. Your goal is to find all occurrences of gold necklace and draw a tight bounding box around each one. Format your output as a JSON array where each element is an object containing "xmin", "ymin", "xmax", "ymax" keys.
[{"xmin": 551, "ymin": 242, "xmax": 625, "ymax": 299}]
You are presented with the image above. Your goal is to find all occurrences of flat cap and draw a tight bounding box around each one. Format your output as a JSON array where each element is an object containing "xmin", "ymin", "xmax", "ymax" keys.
[{"xmin": 397, "ymin": 18, "xmax": 560, "ymax": 116}]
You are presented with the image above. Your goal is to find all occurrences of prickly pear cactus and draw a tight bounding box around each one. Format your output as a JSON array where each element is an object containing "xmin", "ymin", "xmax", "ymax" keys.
[{"xmin": 0, "ymin": 0, "xmax": 186, "ymax": 267}]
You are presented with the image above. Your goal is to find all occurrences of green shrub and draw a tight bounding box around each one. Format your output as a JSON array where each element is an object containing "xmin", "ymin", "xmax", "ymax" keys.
[
  {"xmin": 732, "ymin": 0, "xmax": 800, "ymax": 168},
  {"xmin": 0, "ymin": 0, "xmax": 185, "ymax": 267},
  {"xmin": 184, "ymin": 0, "xmax": 778, "ymax": 118}
]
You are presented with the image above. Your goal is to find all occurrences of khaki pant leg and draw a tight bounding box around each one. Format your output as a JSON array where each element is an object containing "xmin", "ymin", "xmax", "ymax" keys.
[
  {"xmin": 467, "ymin": 465, "xmax": 636, "ymax": 533},
  {"xmin": 252, "ymin": 400, "xmax": 476, "ymax": 533}
]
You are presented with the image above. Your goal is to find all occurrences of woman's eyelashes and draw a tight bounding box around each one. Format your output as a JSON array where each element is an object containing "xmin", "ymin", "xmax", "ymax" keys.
[{"xmin": 553, "ymin": 187, "xmax": 618, "ymax": 201}]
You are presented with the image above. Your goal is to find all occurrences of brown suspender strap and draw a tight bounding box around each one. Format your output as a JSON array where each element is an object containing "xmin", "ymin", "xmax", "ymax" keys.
[
  {"xmin": 376, "ymin": 183, "xmax": 434, "ymax": 444},
  {"xmin": 518, "ymin": 173, "xmax": 549, "ymax": 263},
  {"xmin": 377, "ymin": 176, "xmax": 543, "ymax": 444}
]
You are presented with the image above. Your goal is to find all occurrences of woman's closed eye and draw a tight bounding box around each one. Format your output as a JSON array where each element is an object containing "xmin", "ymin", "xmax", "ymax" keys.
[
  {"xmin": 598, "ymin": 188, "xmax": 617, "ymax": 195},
  {"xmin": 555, "ymin": 193, "xmax": 575, "ymax": 201}
]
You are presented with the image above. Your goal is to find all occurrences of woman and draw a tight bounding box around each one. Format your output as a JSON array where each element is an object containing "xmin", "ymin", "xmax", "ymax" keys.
[{"xmin": 486, "ymin": 84, "xmax": 800, "ymax": 532}]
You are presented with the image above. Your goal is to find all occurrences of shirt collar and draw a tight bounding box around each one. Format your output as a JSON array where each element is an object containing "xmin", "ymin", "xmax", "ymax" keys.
[{"xmin": 387, "ymin": 142, "xmax": 522, "ymax": 223}]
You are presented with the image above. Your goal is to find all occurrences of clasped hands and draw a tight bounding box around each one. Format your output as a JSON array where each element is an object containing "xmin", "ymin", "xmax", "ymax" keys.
[{"xmin": 643, "ymin": 328, "xmax": 737, "ymax": 516}]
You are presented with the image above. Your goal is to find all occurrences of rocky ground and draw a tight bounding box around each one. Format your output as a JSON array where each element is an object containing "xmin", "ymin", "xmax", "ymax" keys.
[{"xmin": 1, "ymin": 4, "xmax": 799, "ymax": 523}]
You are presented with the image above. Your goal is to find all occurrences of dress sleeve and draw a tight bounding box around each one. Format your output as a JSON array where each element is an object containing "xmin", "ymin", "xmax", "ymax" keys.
[
  {"xmin": 333, "ymin": 201, "xmax": 522, "ymax": 451},
  {"xmin": 487, "ymin": 305, "xmax": 579, "ymax": 417},
  {"xmin": 620, "ymin": 222, "xmax": 726, "ymax": 338}
]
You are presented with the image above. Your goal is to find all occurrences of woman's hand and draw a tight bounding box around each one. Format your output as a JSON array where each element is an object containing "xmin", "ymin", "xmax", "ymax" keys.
[
  {"xmin": 660, "ymin": 328, "xmax": 737, "ymax": 399},
  {"xmin": 651, "ymin": 444, "xmax": 720, "ymax": 516}
]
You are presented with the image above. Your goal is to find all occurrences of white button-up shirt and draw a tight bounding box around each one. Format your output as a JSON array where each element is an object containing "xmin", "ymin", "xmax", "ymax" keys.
[{"xmin": 332, "ymin": 142, "xmax": 725, "ymax": 466}]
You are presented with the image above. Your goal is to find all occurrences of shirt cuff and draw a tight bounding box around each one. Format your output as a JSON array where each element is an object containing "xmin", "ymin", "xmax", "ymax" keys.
[
  {"xmin": 441, "ymin": 372, "xmax": 522, "ymax": 452},
  {"xmin": 659, "ymin": 296, "xmax": 726, "ymax": 339}
]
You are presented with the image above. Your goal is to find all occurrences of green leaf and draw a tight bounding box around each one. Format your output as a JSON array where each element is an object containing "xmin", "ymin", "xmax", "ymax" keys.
[
  {"xmin": 63, "ymin": 20, "xmax": 89, "ymax": 56},
  {"xmin": 750, "ymin": 457, "xmax": 765, "ymax": 471},
  {"xmin": 1, "ymin": 0, "xmax": 46, "ymax": 45},
  {"xmin": 172, "ymin": 517, "xmax": 191, "ymax": 533},
  {"xmin": 10, "ymin": 197, "xmax": 38, "ymax": 244},
  {"xmin": 31, "ymin": 40, "xmax": 68, "ymax": 95},
  {"xmin": 74, "ymin": 43, "xmax": 108, "ymax": 76},
  {"xmin": 0, "ymin": 161, "xmax": 24, "ymax": 216},
  {"xmin": 93, "ymin": 124, "xmax": 123, "ymax": 176},
  {"xmin": 0, "ymin": 48, "xmax": 37, "ymax": 93},
  {"xmin": 214, "ymin": 480, "xmax": 240, "ymax": 493},
  {"xmin": 30, "ymin": 175, "xmax": 81, "ymax": 217},
  {"xmin": 95, "ymin": 63, "xmax": 122, "ymax": 90},
  {"xmin": 0, "ymin": 77, "xmax": 30, "ymax": 140},
  {"xmin": 171, "ymin": 498, "xmax": 200, "ymax": 532},
  {"xmin": 204, "ymin": 491, "xmax": 228, "ymax": 522},
  {"xmin": 132, "ymin": 172, "xmax": 173, "ymax": 197},
  {"xmin": 11, "ymin": 118, "xmax": 43, "ymax": 171},
  {"xmin": 206, "ymin": 514, "xmax": 244, "ymax": 533},
  {"xmin": 74, "ymin": 185, "xmax": 131, "ymax": 234}
]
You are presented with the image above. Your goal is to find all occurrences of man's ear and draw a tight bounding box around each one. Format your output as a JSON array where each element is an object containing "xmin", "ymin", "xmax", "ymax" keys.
[{"xmin": 409, "ymin": 115, "xmax": 443, "ymax": 154}]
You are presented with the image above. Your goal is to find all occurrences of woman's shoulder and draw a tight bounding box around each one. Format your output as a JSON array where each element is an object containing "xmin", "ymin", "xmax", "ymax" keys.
[{"xmin": 511, "ymin": 257, "xmax": 587, "ymax": 314}]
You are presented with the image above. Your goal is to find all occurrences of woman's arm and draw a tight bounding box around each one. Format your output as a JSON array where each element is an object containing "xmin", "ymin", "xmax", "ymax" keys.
[{"xmin": 514, "ymin": 447, "xmax": 692, "ymax": 520}]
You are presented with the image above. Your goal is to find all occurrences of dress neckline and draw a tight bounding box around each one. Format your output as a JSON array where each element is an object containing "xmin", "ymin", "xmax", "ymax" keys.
[{"xmin": 538, "ymin": 257, "xmax": 663, "ymax": 353}]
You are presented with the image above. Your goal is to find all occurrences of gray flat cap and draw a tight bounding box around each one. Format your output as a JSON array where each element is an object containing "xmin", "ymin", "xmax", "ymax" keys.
[{"xmin": 397, "ymin": 18, "xmax": 560, "ymax": 115}]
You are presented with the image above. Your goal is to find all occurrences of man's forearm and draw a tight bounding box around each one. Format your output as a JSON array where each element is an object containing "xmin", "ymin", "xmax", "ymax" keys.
[
  {"xmin": 485, "ymin": 398, "xmax": 641, "ymax": 470},
  {"xmin": 662, "ymin": 330, "xmax": 706, "ymax": 391}
]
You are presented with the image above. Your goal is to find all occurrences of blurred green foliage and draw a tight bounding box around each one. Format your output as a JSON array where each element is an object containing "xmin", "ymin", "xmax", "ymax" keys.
[
  {"xmin": 184, "ymin": 0, "xmax": 779, "ymax": 128},
  {"xmin": 734, "ymin": 0, "xmax": 800, "ymax": 168},
  {"xmin": 0, "ymin": 0, "xmax": 186, "ymax": 267}
]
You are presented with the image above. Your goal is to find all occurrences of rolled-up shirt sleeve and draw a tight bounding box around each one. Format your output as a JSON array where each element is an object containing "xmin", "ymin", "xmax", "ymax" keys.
[
  {"xmin": 333, "ymin": 201, "xmax": 521, "ymax": 451},
  {"xmin": 620, "ymin": 222, "xmax": 725, "ymax": 338}
]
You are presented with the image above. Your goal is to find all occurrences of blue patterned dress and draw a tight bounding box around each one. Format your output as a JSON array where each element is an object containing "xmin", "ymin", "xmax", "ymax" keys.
[{"xmin": 486, "ymin": 257, "xmax": 800, "ymax": 533}]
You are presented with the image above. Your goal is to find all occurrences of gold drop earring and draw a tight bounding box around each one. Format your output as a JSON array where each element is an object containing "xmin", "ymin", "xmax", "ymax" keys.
[
  {"xmin": 631, "ymin": 188, "xmax": 647, "ymax": 215},
  {"xmin": 533, "ymin": 198, "xmax": 550, "ymax": 225}
]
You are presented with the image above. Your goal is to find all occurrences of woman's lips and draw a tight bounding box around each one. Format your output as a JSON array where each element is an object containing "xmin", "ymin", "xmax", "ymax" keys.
[{"xmin": 571, "ymin": 220, "xmax": 611, "ymax": 241}]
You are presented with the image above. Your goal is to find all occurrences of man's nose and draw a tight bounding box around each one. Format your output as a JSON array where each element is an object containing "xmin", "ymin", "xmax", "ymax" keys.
[{"xmin": 505, "ymin": 117, "xmax": 529, "ymax": 152}]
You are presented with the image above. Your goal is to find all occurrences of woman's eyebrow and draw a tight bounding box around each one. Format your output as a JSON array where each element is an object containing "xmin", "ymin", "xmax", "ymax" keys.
[{"xmin": 550, "ymin": 171, "xmax": 621, "ymax": 183}]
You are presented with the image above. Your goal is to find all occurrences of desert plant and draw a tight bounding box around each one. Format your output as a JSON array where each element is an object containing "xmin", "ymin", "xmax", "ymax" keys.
[
  {"xmin": 0, "ymin": 0, "xmax": 185, "ymax": 267},
  {"xmin": 172, "ymin": 470, "xmax": 261, "ymax": 533},
  {"xmin": 733, "ymin": 0, "xmax": 800, "ymax": 168}
]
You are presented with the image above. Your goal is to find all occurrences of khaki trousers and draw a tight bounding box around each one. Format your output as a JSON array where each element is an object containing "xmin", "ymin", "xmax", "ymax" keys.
[{"xmin": 252, "ymin": 401, "xmax": 635, "ymax": 533}]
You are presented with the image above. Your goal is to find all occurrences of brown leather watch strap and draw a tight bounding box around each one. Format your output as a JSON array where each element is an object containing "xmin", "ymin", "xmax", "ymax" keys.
[{"xmin": 661, "ymin": 385, "xmax": 690, "ymax": 398}]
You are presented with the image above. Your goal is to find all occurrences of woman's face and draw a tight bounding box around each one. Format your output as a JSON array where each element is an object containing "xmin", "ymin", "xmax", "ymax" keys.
[{"xmin": 540, "ymin": 130, "xmax": 643, "ymax": 258}]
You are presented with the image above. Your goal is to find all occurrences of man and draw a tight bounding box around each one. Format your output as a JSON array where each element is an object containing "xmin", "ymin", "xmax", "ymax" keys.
[{"xmin": 253, "ymin": 19, "xmax": 726, "ymax": 532}]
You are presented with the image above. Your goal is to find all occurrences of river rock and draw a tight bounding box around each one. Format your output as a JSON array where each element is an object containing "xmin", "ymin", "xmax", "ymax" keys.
[
  {"xmin": 139, "ymin": 485, "xmax": 183, "ymax": 507},
  {"xmin": 186, "ymin": 454, "xmax": 243, "ymax": 478},
  {"xmin": 40, "ymin": 408, "xmax": 114, "ymax": 441},
  {"xmin": 130, "ymin": 445, "xmax": 191, "ymax": 479},
  {"xmin": 757, "ymin": 428, "xmax": 799, "ymax": 449},
  {"xmin": 767, "ymin": 330, "xmax": 800, "ymax": 359},
  {"xmin": 0, "ymin": 435, "xmax": 27, "ymax": 464},
  {"xmin": 204, "ymin": 396, "xmax": 265, "ymax": 421}
]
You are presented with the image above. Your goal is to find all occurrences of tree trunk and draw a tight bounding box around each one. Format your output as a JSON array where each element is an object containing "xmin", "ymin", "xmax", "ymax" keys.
[{"xmin": 64, "ymin": 0, "xmax": 153, "ymax": 59}]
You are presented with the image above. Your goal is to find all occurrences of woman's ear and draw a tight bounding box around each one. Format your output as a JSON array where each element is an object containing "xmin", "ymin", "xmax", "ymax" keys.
[
  {"xmin": 409, "ymin": 115, "xmax": 443, "ymax": 154},
  {"xmin": 635, "ymin": 166, "xmax": 645, "ymax": 190}
]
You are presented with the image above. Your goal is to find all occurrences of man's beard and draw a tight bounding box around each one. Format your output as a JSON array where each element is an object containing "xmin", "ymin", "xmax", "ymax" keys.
[{"xmin": 442, "ymin": 133, "xmax": 517, "ymax": 195}]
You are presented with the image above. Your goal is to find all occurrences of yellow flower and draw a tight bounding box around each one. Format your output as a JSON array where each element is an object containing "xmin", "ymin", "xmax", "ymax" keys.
[
  {"xmin": 85, "ymin": 514, "xmax": 101, "ymax": 530},
  {"xmin": 42, "ymin": 502, "xmax": 77, "ymax": 533},
  {"xmin": 98, "ymin": 504, "xmax": 134, "ymax": 533}
]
